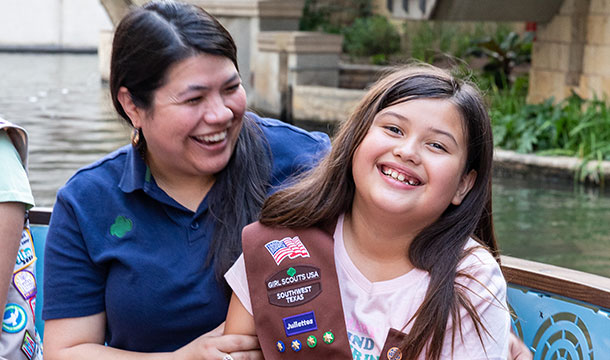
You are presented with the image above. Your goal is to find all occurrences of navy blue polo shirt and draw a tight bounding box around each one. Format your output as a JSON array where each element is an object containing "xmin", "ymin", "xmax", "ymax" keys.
[{"xmin": 42, "ymin": 114, "xmax": 330, "ymax": 352}]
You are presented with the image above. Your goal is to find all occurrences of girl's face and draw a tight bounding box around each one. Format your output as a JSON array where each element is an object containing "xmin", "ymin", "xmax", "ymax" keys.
[
  {"xmin": 351, "ymin": 98, "xmax": 476, "ymax": 227},
  {"xmin": 131, "ymin": 53, "xmax": 246, "ymax": 181}
]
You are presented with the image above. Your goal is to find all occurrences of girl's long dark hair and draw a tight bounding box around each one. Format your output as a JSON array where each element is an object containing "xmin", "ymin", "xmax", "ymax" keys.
[
  {"xmin": 110, "ymin": 1, "xmax": 270, "ymax": 285},
  {"xmin": 260, "ymin": 65, "xmax": 498, "ymax": 359}
]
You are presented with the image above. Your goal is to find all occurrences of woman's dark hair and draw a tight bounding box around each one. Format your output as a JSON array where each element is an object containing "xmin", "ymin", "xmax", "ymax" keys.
[
  {"xmin": 110, "ymin": 1, "xmax": 270, "ymax": 286},
  {"xmin": 260, "ymin": 65, "xmax": 497, "ymax": 360}
]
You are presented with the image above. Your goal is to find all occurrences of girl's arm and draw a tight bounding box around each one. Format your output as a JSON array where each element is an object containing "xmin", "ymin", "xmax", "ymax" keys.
[
  {"xmin": 44, "ymin": 311, "xmax": 261, "ymax": 360},
  {"xmin": 224, "ymin": 293, "xmax": 257, "ymax": 335},
  {"xmin": 449, "ymin": 246, "xmax": 511, "ymax": 360}
]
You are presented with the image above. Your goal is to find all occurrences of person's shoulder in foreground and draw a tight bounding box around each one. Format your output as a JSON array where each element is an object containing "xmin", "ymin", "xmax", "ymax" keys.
[{"xmin": 248, "ymin": 112, "xmax": 330, "ymax": 187}]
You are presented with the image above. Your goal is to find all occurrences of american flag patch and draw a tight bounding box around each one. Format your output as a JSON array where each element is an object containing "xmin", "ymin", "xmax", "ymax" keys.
[{"xmin": 264, "ymin": 236, "xmax": 310, "ymax": 265}]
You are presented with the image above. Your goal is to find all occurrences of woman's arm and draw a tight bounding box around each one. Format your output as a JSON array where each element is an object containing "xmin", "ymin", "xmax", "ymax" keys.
[
  {"xmin": 0, "ymin": 202, "xmax": 25, "ymax": 328},
  {"xmin": 44, "ymin": 312, "xmax": 261, "ymax": 360}
]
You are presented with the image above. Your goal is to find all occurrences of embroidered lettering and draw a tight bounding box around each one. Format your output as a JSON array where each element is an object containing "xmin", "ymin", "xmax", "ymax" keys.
[{"xmin": 283, "ymin": 311, "xmax": 317, "ymax": 336}]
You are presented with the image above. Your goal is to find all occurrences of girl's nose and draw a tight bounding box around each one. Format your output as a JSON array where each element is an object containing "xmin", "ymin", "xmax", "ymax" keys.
[
  {"xmin": 393, "ymin": 139, "xmax": 421, "ymax": 165},
  {"xmin": 203, "ymin": 96, "xmax": 233, "ymax": 124}
]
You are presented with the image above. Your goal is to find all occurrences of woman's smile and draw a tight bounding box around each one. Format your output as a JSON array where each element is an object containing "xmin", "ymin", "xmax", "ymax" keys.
[
  {"xmin": 133, "ymin": 53, "xmax": 247, "ymax": 181},
  {"xmin": 192, "ymin": 129, "xmax": 228, "ymax": 144}
]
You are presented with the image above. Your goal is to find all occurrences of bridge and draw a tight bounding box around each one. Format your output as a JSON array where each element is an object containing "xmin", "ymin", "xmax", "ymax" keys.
[{"xmin": 98, "ymin": 0, "xmax": 608, "ymax": 105}]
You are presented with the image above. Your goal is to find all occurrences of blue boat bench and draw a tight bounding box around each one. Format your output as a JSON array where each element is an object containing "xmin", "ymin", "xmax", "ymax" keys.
[
  {"xmin": 28, "ymin": 209, "xmax": 610, "ymax": 359},
  {"xmin": 501, "ymin": 255, "xmax": 610, "ymax": 360}
]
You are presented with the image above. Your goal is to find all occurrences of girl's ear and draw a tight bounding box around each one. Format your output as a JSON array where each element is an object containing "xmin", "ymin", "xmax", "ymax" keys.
[
  {"xmin": 452, "ymin": 169, "xmax": 477, "ymax": 206},
  {"xmin": 117, "ymin": 86, "xmax": 145, "ymax": 128}
]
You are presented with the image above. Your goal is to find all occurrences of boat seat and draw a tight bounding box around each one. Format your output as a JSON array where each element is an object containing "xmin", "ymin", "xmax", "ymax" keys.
[
  {"xmin": 508, "ymin": 285, "xmax": 610, "ymax": 359},
  {"xmin": 503, "ymin": 256, "xmax": 610, "ymax": 360},
  {"xmin": 30, "ymin": 224, "xmax": 48, "ymax": 339},
  {"xmin": 26, "ymin": 222, "xmax": 610, "ymax": 358}
]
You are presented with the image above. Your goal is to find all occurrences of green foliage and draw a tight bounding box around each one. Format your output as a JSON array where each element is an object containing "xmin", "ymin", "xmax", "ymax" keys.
[
  {"xmin": 300, "ymin": 0, "xmax": 335, "ymax": 32},
  {"xmin": 406, "ymin": 22, "xmax": 463, "ymax": 62},
  {"xmin": 469, "ymin": 30, "xmax": 533, "ymax": 88},
  {"xmin": 299, "ymin": 0, "xmax": 373, "ymax": 33},
  {"xmin": 404, "ymin": 22, "xmax": 505, "ymax": 63},
  {"xmin": 489, "ymin": 79, "xmax": 610, "ymax": 183},
  {"xmin": 342, "ymin": 15, "xmax": 401, "ymax": 59}
]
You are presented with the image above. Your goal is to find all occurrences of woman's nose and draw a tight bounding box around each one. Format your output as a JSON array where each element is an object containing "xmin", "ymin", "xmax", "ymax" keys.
[
  {"xmin": 393, "ymin": 139, "xmax": 421, "ymax": 165},
  {"xmin": 203, "ymin": 95, "xmax": 233, "ymax": 124}
]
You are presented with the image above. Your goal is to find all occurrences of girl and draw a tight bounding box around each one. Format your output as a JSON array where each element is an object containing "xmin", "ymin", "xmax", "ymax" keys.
[{"xmin": 224, "ymin": 65, "xmax": 509, "ymax": 359}]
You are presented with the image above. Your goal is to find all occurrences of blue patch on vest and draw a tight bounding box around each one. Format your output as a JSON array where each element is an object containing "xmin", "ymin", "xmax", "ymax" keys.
[
  {"xmin": 283, "ymin": 311, "xmax": 317, "ymax": 337},
  {"xmin": 3, "ymin": 303, "xmax": 27, "ymax": 333}
]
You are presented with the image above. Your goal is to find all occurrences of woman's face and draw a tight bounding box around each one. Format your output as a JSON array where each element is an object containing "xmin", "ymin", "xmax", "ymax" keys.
[{"xmin": 132, "ymin": 53, "xmax": 246, "ymax": 181}]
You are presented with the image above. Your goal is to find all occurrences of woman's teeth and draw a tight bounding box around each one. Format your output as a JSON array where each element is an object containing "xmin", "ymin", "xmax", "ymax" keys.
[
  {"xmin": 382, "ymin": 167, "xmax": 421, "ymax": 186},
  {"xmin": 197, "ymin": 131, "xmax": 227, "ymax": 144}
]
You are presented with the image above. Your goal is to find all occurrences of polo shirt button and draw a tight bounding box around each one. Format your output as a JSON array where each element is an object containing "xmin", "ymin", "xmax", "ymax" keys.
[{"xmin": 190, "ymin": 221, "xmax": 200, "ymax": 230}]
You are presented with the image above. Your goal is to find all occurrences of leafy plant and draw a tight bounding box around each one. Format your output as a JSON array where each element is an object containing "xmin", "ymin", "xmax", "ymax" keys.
[
  {"xmin": 469, "ymin": 30, "xmax": 534, "ymax": 88},
  {"xmin": 300, "ymin": 0, "xmax": 335, "ymax": 32},
  {"xmin": 342, "ymin": 15, "xmax": 400, "ymax": 60},
  {"xmin": 300, "ymin": 0, "xmax": 373, "ymax": 33},
  {"xmin": 403, "ymin": 22, "xmax": 508, "ymax": 64},
  {"xmin": 489, "ymin": 80, "xmax": 610, "ymax": 184}
]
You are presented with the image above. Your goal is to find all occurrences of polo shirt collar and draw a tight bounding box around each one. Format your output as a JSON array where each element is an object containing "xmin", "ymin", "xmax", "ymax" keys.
[
  {"xmin": 117, "ymin": 145, "xmax": 210, "ymax": 216},
  {"xmin": 118, "ymin": 145, "xmax": 150, "ymax": 193}
]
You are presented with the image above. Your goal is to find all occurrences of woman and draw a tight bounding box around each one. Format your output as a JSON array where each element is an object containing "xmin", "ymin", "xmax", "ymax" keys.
[{"xmin": 42, "ymin": 1, "xmax": 329, "ymax": 359}]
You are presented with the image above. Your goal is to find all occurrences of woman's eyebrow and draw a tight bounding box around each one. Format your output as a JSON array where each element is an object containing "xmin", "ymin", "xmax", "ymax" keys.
[{"xmin": 176, "ymin": 73, "xmax": 240, "ymax": 97}]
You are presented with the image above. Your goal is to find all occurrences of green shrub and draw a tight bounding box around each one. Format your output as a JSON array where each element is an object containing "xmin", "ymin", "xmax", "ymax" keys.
[
  {"xmin": 406, "ymin": 22, "xmax": 461, "ymax": 62},
  {"xmin": 403, "ymin": 22, "xmax": 511, "ymax": 63},
  {"xmin": 300, "ymin": 0, "xmax": 334, "ymax": 32},
  {"xmin": 469, "ymin": 30, "xmax": 533, "ymax": 88},
  {"xmin": 488, "ymin": 78, "xmax": 610, "ymax": 183},
  {"xmin": 299, "ymin": 0, "xmax": 372, "ymax": 33},
  {"xmin": 342, "ymin": 15, "xmax": 401, "ymax": 58}
]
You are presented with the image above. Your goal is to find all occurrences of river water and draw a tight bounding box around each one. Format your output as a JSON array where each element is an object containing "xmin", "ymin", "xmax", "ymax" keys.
[{"xmin": 2, "ymin": 53, "xmax": 609, "ymax": 277}]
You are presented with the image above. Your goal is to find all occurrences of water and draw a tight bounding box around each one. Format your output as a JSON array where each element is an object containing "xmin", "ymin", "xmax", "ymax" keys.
[
  {"xmin": 2, "ymin": 53, "xmax": 609, "ymax": 277},
  {"xmin": 0, "ymin": 53, "xmax": 130, "ymax": 204},
  {"xmin": 493, "ymin": 177, "xmax": 610, "ymax": 277}
]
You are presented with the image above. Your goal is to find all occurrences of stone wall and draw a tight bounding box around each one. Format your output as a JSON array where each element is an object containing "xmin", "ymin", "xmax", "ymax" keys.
[
  {"xmin": 529, "ymin": 0, "xmax": 610, "ymax": 103},
  {"xmin": 579, "ymin": 0, "xmax": 610, "ymax": 98}
]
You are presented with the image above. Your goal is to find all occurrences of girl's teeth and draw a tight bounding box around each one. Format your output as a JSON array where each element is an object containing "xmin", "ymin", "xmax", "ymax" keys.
[{"xmin": 382, "ymin": 166, "xmax": 419, "ymax": 185}]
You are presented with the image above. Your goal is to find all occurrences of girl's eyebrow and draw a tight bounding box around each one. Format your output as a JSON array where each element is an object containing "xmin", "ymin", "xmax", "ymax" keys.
[
  {"xmin": 427, "ymin": 127, "xmax": 458, "ymax": 147},
  {"xmin": 382, "ymin": 110, "xmax": 459, "ymax": 147},
  {"xmin": 176, "ymin": 73, "xmax": 240, "ymax": 97}
]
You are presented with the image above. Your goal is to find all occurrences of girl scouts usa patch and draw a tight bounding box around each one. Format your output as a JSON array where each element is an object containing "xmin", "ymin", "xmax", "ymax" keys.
[{"xmin": 266, "ymin": 265, "xmax": 322, "ymax": 307}]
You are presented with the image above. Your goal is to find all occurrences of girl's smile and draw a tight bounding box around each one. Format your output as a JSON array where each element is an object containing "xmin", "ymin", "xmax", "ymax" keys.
[{"xmin": 380, "ymin": 164, "xmax": 422, "ymax": 186}]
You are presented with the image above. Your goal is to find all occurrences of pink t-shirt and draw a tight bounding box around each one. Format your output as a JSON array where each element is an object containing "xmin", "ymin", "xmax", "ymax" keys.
[{"xmin": 225, "ymin": 214, "xmax": 510, "ymax": 359}]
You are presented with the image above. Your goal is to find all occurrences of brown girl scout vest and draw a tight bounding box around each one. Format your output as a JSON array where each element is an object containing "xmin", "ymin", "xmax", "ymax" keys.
[
  {"xmin": 241, "ymin": 221, "xmax": 410, "ymax": 360},
  {"xmin": 0, "ymin": 119, "xmax": 42, "ymax": 360}
]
